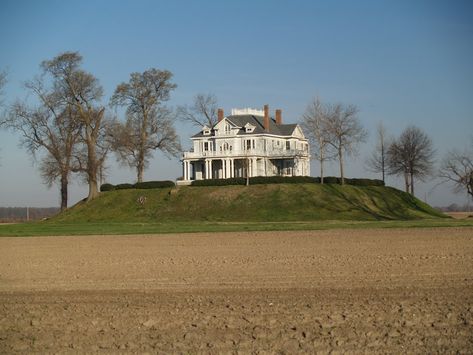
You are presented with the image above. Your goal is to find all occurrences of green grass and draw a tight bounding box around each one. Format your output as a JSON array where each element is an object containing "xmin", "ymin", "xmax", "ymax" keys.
[
  {"xmin": 52, "ymin": 184, "xmax": 446, "ymax": 224},
  {"xmin": 0, "ymin": 183, "xmax": 467, "ymax": 237},
  {"xmin": 1, "ymin": 219, "xmax": 472, "ymax": 237}
]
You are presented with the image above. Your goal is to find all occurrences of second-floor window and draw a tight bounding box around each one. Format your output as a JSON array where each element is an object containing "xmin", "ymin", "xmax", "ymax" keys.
[
  {"xmin": 286, "ymin": 141, "xmax": 290, "ymax": 150},
  {"xmin": 204, "ymin": 142, "xmax": 209, "ymax": 151}
]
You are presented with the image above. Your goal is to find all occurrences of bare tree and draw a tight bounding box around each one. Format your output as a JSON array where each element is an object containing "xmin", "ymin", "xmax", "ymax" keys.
[
  {"xmin": 5, "ymin": 80, "xmax": 81, "ymax": 211},
  {"xmin": 387, "ymin": 126, "xmax": 435, "ymax": 195},
  {"xmin": 301, "ymin": 97, "xmax": 334, "ymax": 183},
  {"xmin": 0, "ymin": 70, "xmax": 6, "ymax": 108},
  {"xmin": 41, "ymin": 51, "xmax": 110, "ymax": 201},
  {"xmin": 110, "ymin": 69, "xmax": 181, "ymax": 182},
  {"xmin": 439, "ymin": 143, "xmax": 473, "ymax": 199},
  {"xmin": 324, "ymin": 103, "xmax": 367, "ymax": 184},
  {"xmin": 366, "ymin": 122, "xmax": 389, "ymax": 183},
  {"xmin": 177, "ymin": 93, "xmax": 218, "ymax": 127},
  {"xmin": 0, "ymin": 70, "xmax": 7, "ymax": 163}
]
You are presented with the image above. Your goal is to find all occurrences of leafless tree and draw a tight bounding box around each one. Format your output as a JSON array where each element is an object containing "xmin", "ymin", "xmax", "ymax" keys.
[
  {"xmin": 324, "ymin": 103, "xmax": 367, "ymax": 184},
  {"xmin": 41, "ymin": 51, "xmax": 111, "ymax": 201},
  {"xmin": 439, "ymin": 143, "xmax": 473, "ymax": 199},
  {"xmin": 0, "ymin": 70, "xmax": 7, "ymax": 163},
  {"xmin": 5, "ymin": 77, "xmax": 81, "ymax": 210},
  {"xmin": 387, "ymin": 126, "xmax": 435, "ymax": 195},
  {"xmin": 110, "ymin": 69, "xmax": 181, "ymax": 182},
  {"xmin": 177, "ymin": 93, "xmax": 218, "ymax": 127},
  {"xmin": 366, "ymin": 122, "xmax": 389, "ymax": 183},
  {"xmin": 0, "ymin": 70, "xmax": 6, "ymax": 108},
  {"xmin": 300, "ymin": 97, "xmax": 334, "ymax": 183}
]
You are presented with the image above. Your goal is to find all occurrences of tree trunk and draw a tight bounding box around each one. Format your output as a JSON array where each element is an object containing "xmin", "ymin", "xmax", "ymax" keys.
[
  {"xmin": 60, "ymin": 173, "xmax": 68, "ymax": 211},
  {"xmin": 410, "ymin": 172, "xmax": 415, "ymax": 196},
  {"xmin": 137, "ymin": 161, "xmax": 144, "ymax": 183},
  {"xmin": 381, "ymin": 145, "xmax": 385, "ymax": 183},
  {"xmin": 86, "ymin": 130, "xmax": 100, "ymax": 201},
  {"xmin": 320, "ymin": 160, "xmax": 324, "ymax": 184},
  {"xmin": 320, "ymin": 149, "xmax": 324, "ymax": 184},
  {"xmin": 404, "ymin": 171, "xmax": 410, "ymax": 193},
  {"xmin": 339, "ymin": 147, "xmax": 344, "ymax": 185}
]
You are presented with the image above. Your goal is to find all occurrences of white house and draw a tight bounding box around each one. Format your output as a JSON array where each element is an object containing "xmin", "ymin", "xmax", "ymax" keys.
[{"xmin": 181, "ymin": 105, "xmax": 310, "ymax": 182}]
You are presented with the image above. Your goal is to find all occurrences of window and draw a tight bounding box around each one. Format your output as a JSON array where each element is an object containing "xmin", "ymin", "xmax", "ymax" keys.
[
  {"xmin": 252, "ymin": 140, "xmax": 255, "ymax": 149},
  {"xmin": 286, "ymin": 141, "xmax": 290, "ymax": 150},
  {"xmin": 204, "ymin": 142, "xmax": 209, "ymax": 151},
  {"xmin": 246, "ymin": 140, "xmax": 251, "ymax": 150}
]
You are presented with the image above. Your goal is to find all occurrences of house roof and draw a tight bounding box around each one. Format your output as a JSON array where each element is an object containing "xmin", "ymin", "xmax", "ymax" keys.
[{"xmin": 191, "ymin": 114, "xmax": 298, "ymax": 138}]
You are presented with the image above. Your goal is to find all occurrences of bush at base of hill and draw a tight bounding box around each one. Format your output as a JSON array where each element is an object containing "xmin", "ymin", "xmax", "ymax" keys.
[
  {"xmin": 100, "ymin": 180, "xmax": 175, "ymax": 192},
  {"xmin": 191, "ymin": 176, "xmax": 384, "ymax": 187}
]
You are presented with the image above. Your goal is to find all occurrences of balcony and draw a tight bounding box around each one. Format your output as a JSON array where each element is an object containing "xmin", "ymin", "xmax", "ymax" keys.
[{"xmin": 183, "ymin": 148, "xmax": 308, "ymax": 160}]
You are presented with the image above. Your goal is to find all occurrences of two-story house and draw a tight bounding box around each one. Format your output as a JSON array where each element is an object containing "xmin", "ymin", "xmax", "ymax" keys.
[{"xmin": 181, "ymin": 105, "xmax": 310, "ymax": 182}]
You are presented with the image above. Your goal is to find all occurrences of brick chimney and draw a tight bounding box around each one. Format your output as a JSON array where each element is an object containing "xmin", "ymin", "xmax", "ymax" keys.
[
  {"xmin": 263, "ymin": 104, "xmax": 270, "ymax": 132},
  {"xmin": 217, "ymin": 108, "xmax": 224, "ymax": 123},
  {"xmin": 275, "ymin": 109, "xmax": 282, "ymax": 125}
]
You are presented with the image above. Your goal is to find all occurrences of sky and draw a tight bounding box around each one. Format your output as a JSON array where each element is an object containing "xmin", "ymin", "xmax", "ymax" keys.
[{"xmin": 0, "ymin": 0, "xmax": 472, "ymax": 208}]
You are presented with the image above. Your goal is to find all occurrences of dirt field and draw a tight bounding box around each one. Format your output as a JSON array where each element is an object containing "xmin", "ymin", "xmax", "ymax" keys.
[{"xmin": 1, "ymin": 228, "xmax": 472, "ymax": 353}]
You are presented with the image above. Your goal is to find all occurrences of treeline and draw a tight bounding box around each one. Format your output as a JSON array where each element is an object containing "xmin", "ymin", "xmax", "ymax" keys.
[{"xmin": 0, "ymin": 207, "xmax": 59, "ymax": 222}]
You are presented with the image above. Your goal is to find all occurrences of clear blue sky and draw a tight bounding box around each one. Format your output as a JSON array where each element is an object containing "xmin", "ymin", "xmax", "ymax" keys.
[{"xmin": 1, "ymin": 0, "xmax": 472, "ymax": 207}]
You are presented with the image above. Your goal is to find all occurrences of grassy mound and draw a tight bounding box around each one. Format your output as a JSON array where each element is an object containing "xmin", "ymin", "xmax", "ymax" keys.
[{"xmin": 54, "ymin": 184, "xmax": 446, "ymax": 223}]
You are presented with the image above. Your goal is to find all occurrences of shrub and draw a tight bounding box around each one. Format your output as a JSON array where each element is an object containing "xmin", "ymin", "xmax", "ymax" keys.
[
  {"xmin": 100, "ymin": 183, "xmax": 115, "ymax": 192},
  {"xmin": 115, "ymin": 183, "xmax": 134, "ymax": 190},
  {"xmin": 135, "ymin": 180, "xmax": 175, "ymax": 189},
  {"xmin": 346, "ymin": 178, "xmax": 384, "ymax": 186},
  {"xmin": 191, "ymin": 176, "xmax": 384, "ymax": 187}
]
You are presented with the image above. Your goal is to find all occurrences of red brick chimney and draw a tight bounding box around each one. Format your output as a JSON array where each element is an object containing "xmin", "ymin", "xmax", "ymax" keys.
[
  {"xmin": 217, "ymin": 108, "xmax": 224, "ymax": 123},
  {"xmin": 263, "ymin": 104, "xmax": 270, "ymax": 131},
  {"xmin": 275, "ymin": 109, "xmax": 282, "ymax": 125}
]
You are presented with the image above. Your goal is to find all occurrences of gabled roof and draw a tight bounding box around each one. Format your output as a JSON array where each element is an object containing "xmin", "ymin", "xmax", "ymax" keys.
[{"xmin": 191, "ymin": 115, "xmax": 298, "ymax": 138}]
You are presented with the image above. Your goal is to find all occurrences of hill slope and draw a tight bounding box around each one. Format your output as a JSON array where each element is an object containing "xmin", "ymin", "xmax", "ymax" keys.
[{"xmin": 54, "ymin": 184, "xmax": 446, "ymax": 223}]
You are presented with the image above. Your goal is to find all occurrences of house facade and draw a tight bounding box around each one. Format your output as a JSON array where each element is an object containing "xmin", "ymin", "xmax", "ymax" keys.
[{"xmin": 181, "ymin": 105, "xmax": 310, "ymax": 182}]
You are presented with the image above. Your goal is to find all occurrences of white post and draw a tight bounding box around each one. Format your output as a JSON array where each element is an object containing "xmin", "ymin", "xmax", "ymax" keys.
[
  {"xmin": 209, "ymin": 160, "xmax": 213, "ymax": 179},
  {"xmin": 230, "ymin": 159, "xmax": 234, "ymax": 178},
  {"xmin": 187, "ymin": 161, "xmax": 192, "ymax": 181}
]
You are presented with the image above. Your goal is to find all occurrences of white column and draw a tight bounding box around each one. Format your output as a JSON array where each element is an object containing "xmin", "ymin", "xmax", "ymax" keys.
[
  {"xmin": 183, "ymin": 160, "xmax": 187, "ymax": 180},
  {"xmin": 187, "ymin": 161, "xmax": 191, "ymax": 180},
  {"xmin": 230, "ymin": 159, "xmax": 234, "ymax": 178},
  {"xmin": 205, "ymin": 159, "xmax": 208, "ymax": 179},
  {"xmin": 209, "ymin": 160, "xmax": 213, "ymax": 179}
]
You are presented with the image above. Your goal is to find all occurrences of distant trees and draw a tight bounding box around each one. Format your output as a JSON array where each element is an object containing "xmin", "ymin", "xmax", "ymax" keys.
[
  {"xmin": 177, "ymin": 93, "xmax": 218, "ymax": 127},
  {"xmin": 300, "ymin": 97, "xmax": 334, "ymax": 184},
  {"xmin": 324, "ymin": 103, "xmax": 368, "ymax": 185},
  {"xmin": 439, "ymin": 142, "xmax": 473, "ymax": 199},
  {"xmin": 366, "ymin": 122, "xmax": 389, "ymax": 183},
  {"xmin": 387, "ymin": 126, "xmax": 435, "ymax": 195},
  {"xmin": 109, "ymin": 69, "xmax": 181, "ymax": 182},
  {"xmin": 301, "ymin": 98, "xmax": 367, "ymax": 185}
]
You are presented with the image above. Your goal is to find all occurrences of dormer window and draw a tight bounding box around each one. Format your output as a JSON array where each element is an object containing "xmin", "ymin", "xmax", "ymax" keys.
[
  {"xmin": 224, "ymin": 124, "xmax": 231, "ymax": 134},
  {"xmin": 244, "ymin": 123, "xmax": 255, "ymax": 133},
  {"xmin": 202, "ymin": 125, "xmax": 211, "ymax": 136}
]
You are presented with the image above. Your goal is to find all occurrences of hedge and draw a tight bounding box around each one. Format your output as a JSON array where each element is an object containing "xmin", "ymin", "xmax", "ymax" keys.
[
  {"xmin": 191, "ymin": 176, "xmax": 384, "ymax": 187},
  {"xmin": 100, "ymin": 180, "xmax": 175, "ymax": 192}
]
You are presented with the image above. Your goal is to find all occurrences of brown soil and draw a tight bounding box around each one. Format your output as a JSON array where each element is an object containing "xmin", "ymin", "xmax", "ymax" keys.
[
  {"xmin": 446, "ymin": 212, "xmax": 473, "ymax": 219},
  {"xmin": 1, "ymin": 228, "xmax": 472, "ymax": 353}
]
